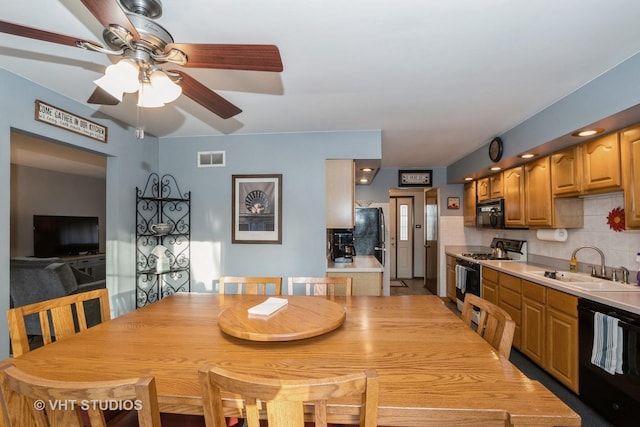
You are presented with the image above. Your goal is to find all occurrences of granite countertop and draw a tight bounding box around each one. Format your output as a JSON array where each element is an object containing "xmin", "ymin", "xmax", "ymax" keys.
[
  {"xmin": 326, "ymin": 255, "xmax": 384, "ymax": 273},
  {"xmin": 445, "ymin": 247, "xmax": 640, "ymax": 315}
]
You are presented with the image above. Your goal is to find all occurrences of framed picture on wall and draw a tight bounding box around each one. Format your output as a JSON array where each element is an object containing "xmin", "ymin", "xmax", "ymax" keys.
[
  {"xmin": 232, "ymin": 174, "xmax": 282, "ymax": 244},
  {"xmin": 447, "ymin": 197, "xmax": 460, "ymax": 210}
]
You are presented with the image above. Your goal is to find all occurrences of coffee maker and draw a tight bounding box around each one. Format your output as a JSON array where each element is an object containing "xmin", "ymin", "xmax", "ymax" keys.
[{"xmin": 331, "ymin": 230, "xmax": 355, "ymax": 263}]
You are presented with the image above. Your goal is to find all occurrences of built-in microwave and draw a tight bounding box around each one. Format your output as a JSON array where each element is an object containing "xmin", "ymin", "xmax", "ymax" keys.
[{"xmin": 476, "ymin": 199, "xmax": 505, "ymax": 229}]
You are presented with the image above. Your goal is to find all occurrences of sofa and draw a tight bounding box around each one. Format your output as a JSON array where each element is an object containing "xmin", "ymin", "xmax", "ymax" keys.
[{"xmin": 9, "ymin": 257, "xmax": 107, "ymax": 337}]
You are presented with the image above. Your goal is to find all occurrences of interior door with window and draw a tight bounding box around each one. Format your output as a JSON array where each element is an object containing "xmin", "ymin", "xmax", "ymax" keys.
[{"xmin": 395, "ymin": 196, "xmax": 413, "ymax": 279}]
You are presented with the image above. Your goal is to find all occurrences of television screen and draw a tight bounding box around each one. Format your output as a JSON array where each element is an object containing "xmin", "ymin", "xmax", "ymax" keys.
[{"xmin": 33, "ymin": 215, "xmax": 99, "ymax": 257}]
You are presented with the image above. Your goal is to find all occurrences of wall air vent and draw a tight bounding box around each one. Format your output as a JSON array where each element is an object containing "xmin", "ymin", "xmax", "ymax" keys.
[{"xmin": 197, "ymin": 151, "xmax": 225, "ymax": 167}]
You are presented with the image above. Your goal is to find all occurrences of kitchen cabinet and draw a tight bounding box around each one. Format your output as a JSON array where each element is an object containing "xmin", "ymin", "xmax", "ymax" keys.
[
  {"xmin": 521, "ymin": 280, "xmax": 546, "ymax": 367},
  {"xmin": 498, "ymin": 272, "xmax": 522, "ymax": 349},
  {"xmin": 620, "ymin": 124, "xmax": 640, "ymax": 228},
  {"xmin": 463, "ymin": 181, "xmax": 476, "ymax": 226},
  {"xmin": 503, "ymin": 166, "xmax": 526, "ymax": 228},
  {"xmin": 326, "ymin": 271, "xmax": 381, "ymax": 296},
  {"xmin": 582, "ymin": 133, "xmax": 622, "ymax": 193},
  {"xmin": 551, "ymin": 145, "xmax": 582, "ymax": 196},
  {"xmin": 524, "ymin": 156, "xmax": 583, "ymax": 228},
  {"xmin": 477, "ymin": 178, "xmax": 490, "ymax": 202},
  {"xmin": 446, "ymin": 255, "xmax": 457, "ymax": 302},
  {"xmin": 481, "ymin": 266, "xmax": 498, "ymax": 305},
  {"xmin": 524, "ymin": 157, "xmax": 553, "ymax": 227},
  {"xmin": 326, "ymin": 159, "xmax": 355, "ymax": 228},
  {"xmin": 480, "ymin": 268, "xmax": 579, "ymax": 393},
  {"xmin": 477, "ymin": 174, "xmax": 503, "ymax": 202},
  {"xmin": 489, "ymin": 172, "xmax": 504, "ymax": 199},
  {"xmin": 545, "ymin": 288, "xmax": 579, "ymax": 393}
]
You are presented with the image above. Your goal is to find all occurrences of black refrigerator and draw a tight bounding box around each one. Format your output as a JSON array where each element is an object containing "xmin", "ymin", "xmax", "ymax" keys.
[{"xmin": 353, "ymin": 207, "xmax": 385, "ymax": 264}]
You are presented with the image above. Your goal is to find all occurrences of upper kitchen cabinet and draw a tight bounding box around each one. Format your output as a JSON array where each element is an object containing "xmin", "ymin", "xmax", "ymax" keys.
[
  {"xmin": 620, "ymin": 124, "xmax": 640, "ymax": 228},
  {"xmin": 524, "ymin": 157, "xmax": 553, "ymax": 227},
  {"xmin": 582, "ymin": 133, "xmax": 622, "ymax": 193},
  {"xmin": 463, "ymin": 181, "xmax": 476, "ymax": 226},
  {"xmin": 477, "ymin": 173, "xmax": 503, "ymax": 202},
  {"xmin": 326, "ymin": 159, "xmax": 355, "ymax": 228},
  {"xmin": 477, "ymin": 178, "xmax": 490, "ymax": 202},
  {"xmin": 503, "ymin": 166, "xmax": 527, "ymax": 228},
  {"xmin": 551, "ymin": 146, "xmax": 582, "ymax": 196},
  {"xmin": 489, "ymin": 173, "xmax": 504, "ymax": 199}
]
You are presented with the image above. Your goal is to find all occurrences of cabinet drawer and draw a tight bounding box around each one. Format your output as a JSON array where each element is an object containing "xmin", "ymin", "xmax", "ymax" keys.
[
  {"xmin": 482, "ymin": 267, "xmax": 499, "ymax": 282},
  {"xmin": 547, "ymin": 288, "xmax": 577, "ymax": 316},
  {"xmin": 500, "ymin": 286, "xmax": 521, "ymax": 309},
  {"xmin": 447, "ymin": 255, "xmax": 457, "ymax": 266},
  {"xmin": 522, "ymin": 280, "xmax": 545, "ymax": 303},
  {"xmin": 499, "ymin": 272, "xmax": 521, "ymax": 292}
]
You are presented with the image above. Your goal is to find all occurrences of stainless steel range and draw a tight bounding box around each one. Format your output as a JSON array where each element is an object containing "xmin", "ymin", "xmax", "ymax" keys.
[{"xmin": 455, "ymin": 238, "xmax": 527, "ymax": 314}]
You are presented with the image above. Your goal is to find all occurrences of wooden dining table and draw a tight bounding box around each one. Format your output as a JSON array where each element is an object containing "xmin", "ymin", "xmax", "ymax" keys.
[{"xmin": 3, "ymin": 294, "xmax": 581, "ymax": 426}]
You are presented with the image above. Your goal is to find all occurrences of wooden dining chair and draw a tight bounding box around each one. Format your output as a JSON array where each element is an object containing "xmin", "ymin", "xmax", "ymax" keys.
[
  {"xmin": 461, "ymin": 293, "xmax": 516, "ymax": 358},
  {"xmin": 287, "ymin": 276, "xmax": 353, "ymax": 296},
  {"xmin": 6, "ymin": 288, "xmax": 111, "ymax": 357},
  {"xmin": 0, "ymin": 361, "xmax": 161, "ymax": 427},
  {"xmin": 198, "ymin": 365, "xmax": 378, "ymax": 427},
  {"xmin": 218, "ymin": 277, "xmax": 282, "ymax": 295}
]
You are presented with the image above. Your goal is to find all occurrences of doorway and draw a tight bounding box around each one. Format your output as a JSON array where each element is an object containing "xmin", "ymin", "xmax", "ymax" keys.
[
  {"xmin": 424, "ymin": 189, "xmax": 438, "ymax": 294},
  {"xmin": 390, "ymin": 195, "xmax": 413, "ymax": 279}
]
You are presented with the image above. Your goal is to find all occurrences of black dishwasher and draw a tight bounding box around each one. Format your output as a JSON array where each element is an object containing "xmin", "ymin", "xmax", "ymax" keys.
[{"xmin": 578, "ymin": 298, "xmax": 640, "ymax": 426}]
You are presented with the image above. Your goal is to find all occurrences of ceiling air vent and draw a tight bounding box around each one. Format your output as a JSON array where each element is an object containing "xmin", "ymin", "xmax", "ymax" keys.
[{"xmin": 197, "ymin": 151, "xmax": 225, "ymax": 168}]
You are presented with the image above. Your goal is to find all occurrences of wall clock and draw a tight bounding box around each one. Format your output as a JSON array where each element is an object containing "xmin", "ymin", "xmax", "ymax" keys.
[{"xmin": 489, "ymin": 137, "xmax": 503, "ymax": 162}]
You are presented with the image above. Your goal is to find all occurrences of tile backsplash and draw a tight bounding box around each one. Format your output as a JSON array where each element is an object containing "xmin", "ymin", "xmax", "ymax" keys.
[{"xmin": 439, "ymin": 192, "xmax": 639, "ymax": 283}]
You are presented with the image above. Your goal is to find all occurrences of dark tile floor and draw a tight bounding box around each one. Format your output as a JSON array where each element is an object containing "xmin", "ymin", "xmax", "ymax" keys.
[{"xmin": 390, "ymin": 277, "xmax": 614, "ymax": 426}]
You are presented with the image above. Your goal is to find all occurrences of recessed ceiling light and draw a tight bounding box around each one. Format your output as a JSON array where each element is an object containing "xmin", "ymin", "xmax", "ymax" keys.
[
  {"xmin": 520, "ymin": 153, "xmax": 536, "ymax": 159},
  {"xmin": 571, "ymin": 128, "xmax": 604, "ymax": 137},
  {"xmin": 490, "ymin": 166, "xmax": 501, "ymax": 171},
  {"xmin": 464, "ymin": 177, "xmax": 473, "ymax": 181},
  {"xmin": 360, "ymin": 167, "xmax": 373, "ymax": 172},
  {"xmin": 359, "ymin": 178, "xmax": 369, "ymax": 183}
]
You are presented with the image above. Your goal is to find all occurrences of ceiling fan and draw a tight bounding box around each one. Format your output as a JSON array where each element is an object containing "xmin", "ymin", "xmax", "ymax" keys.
[{"xmin": 0, "ymin": 0, "xmax": 283, "ymax": 120}]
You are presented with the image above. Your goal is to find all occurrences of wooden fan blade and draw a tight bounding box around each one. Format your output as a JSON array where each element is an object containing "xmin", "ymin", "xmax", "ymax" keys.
[
  {"xmin": 165, "ymin": 43, "xmax": 283, "ymax": 72},
  {"xmin": 87, "ymin": 87, "xmax": 120, "ymax": 105},
  {"xmin": 170, "ymin": 70, "xmax": 242, "ymax": 119},
  {"xmin": 0, "ymin": 20, "xmax": 102, "ymax": 48},
  {"xmin": 81, "ymin": 0, "xmax": 139, "ymax": 40}
]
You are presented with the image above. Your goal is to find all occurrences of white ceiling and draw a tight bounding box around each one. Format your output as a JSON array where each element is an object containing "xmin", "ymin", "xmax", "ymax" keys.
[{"xmin": 4, "ymin": 0, "xmax": 640, "ymax": 170}]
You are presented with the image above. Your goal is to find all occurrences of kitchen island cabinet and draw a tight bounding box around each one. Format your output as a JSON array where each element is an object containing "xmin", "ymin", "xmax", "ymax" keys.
[{"xmin": 326, "ymin": 255, "xmax": 382, "ymax": 296}]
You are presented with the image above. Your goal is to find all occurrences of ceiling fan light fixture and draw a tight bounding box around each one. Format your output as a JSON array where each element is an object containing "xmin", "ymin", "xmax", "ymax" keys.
[
  {"xmin": 93, "ymin": 59, "xmax": 139, "ymax": 101},
  {"xmin": 137, "ymin": 82, "xmax": 166, "ymax": 108},
  {"xmin": 149, "ymin": 70, "xmax": 182, "ymax": 103}
]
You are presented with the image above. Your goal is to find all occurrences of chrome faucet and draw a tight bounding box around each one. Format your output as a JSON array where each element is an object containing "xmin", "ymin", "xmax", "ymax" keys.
[
  {"xmin": 620, "ymin": 266, "xmax": 630, "ymax": 284},
  {"xmin": 571, "ymin": 246, "xmax": 607, "ymax": 278}
]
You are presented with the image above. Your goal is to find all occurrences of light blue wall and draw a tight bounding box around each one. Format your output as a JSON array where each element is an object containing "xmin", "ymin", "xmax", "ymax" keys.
[
  {"xmin": 158, "ymin": 131, "xmax": 381, "ymax": 292},
  {"xmin": 448, "ymin": 50, "xmax": 640, "ymax": 183},
  {"xmin": 0, "ymin": 69, "xmax": 159, "ymax": 358}
]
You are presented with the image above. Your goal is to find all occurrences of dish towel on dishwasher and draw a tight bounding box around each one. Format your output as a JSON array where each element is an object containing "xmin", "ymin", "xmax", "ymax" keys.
[
  {"xmin": 591, "ymin": 312, "xmax": 624, "ymax": 375},
  {"xmin": 455, "ymin": 265, "xmax": 466, "ymax": 294}
]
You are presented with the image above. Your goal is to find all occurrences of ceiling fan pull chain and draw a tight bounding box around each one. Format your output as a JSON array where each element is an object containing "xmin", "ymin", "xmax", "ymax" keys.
[{"xmin": 136, "ymin": 103, "xmax": 145, "ymax": 139}]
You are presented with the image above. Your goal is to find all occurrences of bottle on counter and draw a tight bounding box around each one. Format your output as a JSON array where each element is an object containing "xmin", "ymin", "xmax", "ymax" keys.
[{"xmin": 569, "ymin": 255, "xmax": 578, "ymax": 273}]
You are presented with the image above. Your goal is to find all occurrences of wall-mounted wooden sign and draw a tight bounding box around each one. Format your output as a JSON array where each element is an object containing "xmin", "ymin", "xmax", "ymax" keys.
[{"xmin": 35, "ymin": 100, "xmax": 107, "ymax": 143}]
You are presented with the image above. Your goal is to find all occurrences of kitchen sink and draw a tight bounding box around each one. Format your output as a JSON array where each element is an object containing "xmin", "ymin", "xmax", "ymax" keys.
[{"xmin": 526, "ymin": 270, "xmax": 640, "ymax": 291}]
